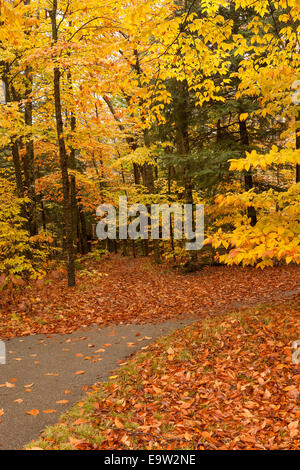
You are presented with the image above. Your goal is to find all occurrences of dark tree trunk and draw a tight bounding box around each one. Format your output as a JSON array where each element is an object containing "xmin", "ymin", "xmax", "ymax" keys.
[
  {"xmin": 142, "ymin": 239, "xmax": 149, "ymax": 257},
  {"xmin": 23, "ymin": 67, "xmax": 38, "ymax": 235},
  {"xmin": 121, "ymin": 239, "xmax": 128, "ymax": 256},
  {"xmin": 68, "ymin": 75, "xmax": 88, "ymax": 255},
  {"xmin": 50, "ymin": 1, "xmax": 75, "ymax": 287},
  {"xmin": 102, "ymin": 95, "xmax": 141, "ymax": 184},
  {"xmin": 141, "ymin": 129, "xmax": 154, "ymax": 190},
  {"xmin": 78, "ymin": 202, "xmax": 89, "ymax": 254},
  {"xmin": 68, "ymin": 101, "xmax": 77, "ymax": 244},
  {"xmin": 19, "ymin": 0, "xmax": 37, "ymax": 235},
  {"xmin": 133, "ymin": 163, "xmax": 140, "ymax": 185},
  {"xmin": 2, "ymin": 74, "xmax": 24, "ymax": 196},
  {"xmin": 296, "ymin": 111, "xmax": 300, "ymax": 183},
  {"xmin": 2, "ymin": 73, "xmax": 29, "ymax": 224},
  {"xmin": 40, "ymin": 199, "xmax": 47, "ymax": 230},
  {"xmin": 11, "ymin": 140, "xmax": 25, "ymax": 198},
  {"xmin": 131, "ymin": 240, "xmax": 136, "ymax": 258},
  {"xmin": 175, "ymin": 80, "xmax": 197, "ymax": 264},
  {"xmin": 168, "ymin": 165, "xmax": 175, "ymax": 257},
  {"xmin": 239, "ymin": 119, "xmax": 257, "ymax": 226}
]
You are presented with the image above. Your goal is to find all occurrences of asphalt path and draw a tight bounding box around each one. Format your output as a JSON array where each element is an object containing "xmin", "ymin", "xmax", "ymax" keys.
[
  {"xmin": 1, "ymin": 287, "xmax": 299, "ymax": 450},
  {"xmin": 0, "ymin": 318, "xmax": 194, "ymax": 450}
]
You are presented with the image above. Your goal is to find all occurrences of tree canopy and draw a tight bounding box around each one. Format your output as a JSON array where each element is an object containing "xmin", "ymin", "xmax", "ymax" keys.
[{"xmin": 0, "ymin": 0, "xmax": 299, "ymax": 285}]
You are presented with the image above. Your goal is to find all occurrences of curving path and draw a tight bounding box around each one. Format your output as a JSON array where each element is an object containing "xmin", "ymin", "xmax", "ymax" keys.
[
  {"xmin": 0, "ymin": 318, "xmax": 194, "ymax": 450},
  {"xmin": 1, "ymin": 287, "xmax": 299, "ymax": 450}
]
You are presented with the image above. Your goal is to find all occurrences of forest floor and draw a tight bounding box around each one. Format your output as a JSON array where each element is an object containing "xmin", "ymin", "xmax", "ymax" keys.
[
  {"xmin": 0, "ymin": 254, "xmax": 300, "ymax": 338},
  {"xmin": 25, "ymin": 301, "xmax": 300, "ymax": 451},
  {"xmin": 0, "ymin": 255, "xmax": 300, "ymax": 450}
]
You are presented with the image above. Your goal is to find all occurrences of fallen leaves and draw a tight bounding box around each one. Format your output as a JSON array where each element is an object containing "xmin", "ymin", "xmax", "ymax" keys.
[
  {"xmin": 0, "ymin": 257, "xmax": 299, "ymax": 338},
  {"xmin": 263, "ymin": 389, "xmax": 271, "ymax": 400},
  {"xmin": 0, "ymin": 382, "xmax": 15, "ymax": 388},
  {"xmin": 74, "ymin": 371, "xmax": 85, "ymax": 375},
  {"xmin": 114, "ymin": 417, "xmax": 124, "ymax": 429},
  {"xmin": 73, "ymin": 418, "xmax": 89, "ymax": 425},
  {"xmin": 26, "ymin": 300, "xmax": 300, "ymax": 451},
  {"xmin": 26, "ymin": 409, "xmax": 39, "ymax": 416},
  {"xmin": 68, "ymin": 436, "xmax": 83, "ymax": 448}
]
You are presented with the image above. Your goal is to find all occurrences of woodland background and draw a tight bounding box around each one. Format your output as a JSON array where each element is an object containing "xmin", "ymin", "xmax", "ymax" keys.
[{"xmin": 0, "ymin": 0, "xmax": 299, "ymax": 287}]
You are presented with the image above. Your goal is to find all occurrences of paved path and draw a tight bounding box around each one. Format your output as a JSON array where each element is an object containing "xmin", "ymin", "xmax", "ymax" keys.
[
  {"xmin": 0, "ymin": 318, "xmax": 194, "ymax": 450},
  {"xmin": 1, "ymin": 287, "xmax": 299, "ymax": 450}
]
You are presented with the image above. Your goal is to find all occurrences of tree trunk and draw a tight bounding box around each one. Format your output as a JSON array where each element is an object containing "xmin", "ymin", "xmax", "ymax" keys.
[
  {"xmin": 239, "ymin": 119, "xmax": 257, "ymax": 226},
  {"xmin": 175, "ymin": 80, "xmax": 197, "ymax": 265},
  {"xmin": 168, "ymin": 165, "xmax": 175, "ymax": 258},
  {"xmin": 78, "ymin": 202, "xmax": 89, "ymax": 254},
  {"xmin": 50, "ymin": 1, "xmax": 75, "ymax": 287},
  {"xmin": 296, "ymin": 111, "xmax": 300, "ymax": 183},
  {"xmin": 23, "ymin": 65, "xmax": 38, "ymax": 235},
  {"xmin": 11, "ymin": 140, "xmax": 25, "ymax": 198}
]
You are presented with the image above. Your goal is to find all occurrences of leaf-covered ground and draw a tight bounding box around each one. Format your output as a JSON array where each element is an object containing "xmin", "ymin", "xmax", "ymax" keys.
[
  {"xmin": 1, "ymin": 255, "xmax": 300, "ymax": 338},
  {"xmin": 27, "ymin": 302, "xmax": 300, "ymax": 450}
]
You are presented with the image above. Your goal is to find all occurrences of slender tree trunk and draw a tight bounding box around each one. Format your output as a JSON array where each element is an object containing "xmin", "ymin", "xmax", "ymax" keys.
[
  {"xmin": 69, "ymin": 105, "xmax": 77, "ymax": 244},
  {"xmin": 40, "ymin": 199, "xmax": 47, "ymax": 230},
  {"xmin": 168, "ymin": 165, "xmax": 175, "ymax": 258},
  {"xmin": 102, "ymin": 95, "xmax": 141, "ymax": 184},
  {"xmin": 23, "ymin": 65, "xmax": 38, "ymax": 235},
  {"xmin": 141, "ymin": 162, "xmax": 154, "ymax": 190},
  {"xmin": 296, "ymin": 111, "xmax": 300, "ymax": 183},
  {"xmin": 11, "ymin": 140, "xmax": 24, "ymax": 198},
  {"xmin": 131, "ymin": 239, "xmax": 136, "ymax": 258},
  {"xmin": 2, "ymin": 73, "xmax": 29, "ymax": 228},
  {"xmin": 121, "ymin": 239, "xmax": 128, "ymax": 256},
  {"xmin": 78, "ymin": 202, "xmax": 89, "ymax": 254},
  {"xmin": 50, "ymin": 1, "xmax": 75, "ymax": 287},
  {"xmin": 133, "ymin": 163, "xmax": 140, "ymax": 185},
  {"xmin": 1, "ymin": 73, "xmax": 24, "ymax": 197},
  {"xmin": 239, "ymin": 119, "xmax": 257, "ymax": 226},
  {"xmin": 23, "ymin": 0, "xmax": 37, "ymax": 234},
  {"xmin": 142, "ymin": 239, "xmax": 149, "ymax": 257},
  {"xmin": 67, "ymin": 71, "xmax": 89, "ymax": 255},
  {"xmin": 175, "ymin": 80, "xmax": 197, "ymax": 265}
]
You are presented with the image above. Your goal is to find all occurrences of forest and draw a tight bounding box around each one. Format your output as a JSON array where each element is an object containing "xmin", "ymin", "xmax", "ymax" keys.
[
  {"xmin": 0, "ymin": 0, "xmax": 299, "ymax": 453},
  {"xmin": 0, "ymin": 0, "xmax": 299, "ymax": 286}
]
